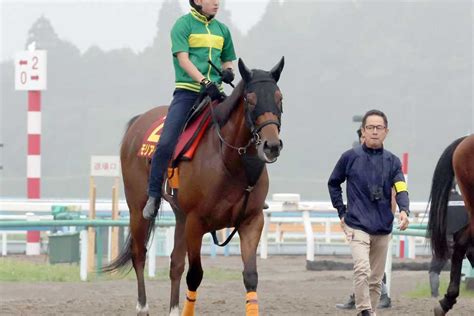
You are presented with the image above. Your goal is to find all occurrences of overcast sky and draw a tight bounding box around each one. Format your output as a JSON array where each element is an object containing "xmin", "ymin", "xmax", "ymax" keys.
[{"xmin": 0, "ymin": 0, "xmax": 285, "ymax": 62}]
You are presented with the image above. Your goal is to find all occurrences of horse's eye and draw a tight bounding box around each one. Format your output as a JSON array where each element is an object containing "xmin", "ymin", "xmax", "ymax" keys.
[
  {"xmin": 247, "ymin": 102, "xmax": 256, "ymax": 112},
  {"xmin": 246, "ymin": 93, "xmax": 257, "ymax": 111}
]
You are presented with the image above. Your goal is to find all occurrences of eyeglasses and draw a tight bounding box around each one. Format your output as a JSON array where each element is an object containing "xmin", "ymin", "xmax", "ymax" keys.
[{"xmin": 364, "ymin": 125, "xmax": 386, "ymax": 131}]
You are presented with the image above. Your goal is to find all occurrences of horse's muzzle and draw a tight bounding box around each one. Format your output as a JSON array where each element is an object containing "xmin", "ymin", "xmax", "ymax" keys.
[{"xmin": 258, "ymin": 139, "xmax": 283, "ymax": 163}]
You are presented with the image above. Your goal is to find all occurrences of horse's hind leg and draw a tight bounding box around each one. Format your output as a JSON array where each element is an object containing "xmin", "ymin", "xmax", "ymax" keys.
[
  {"xmin": 239, "ymin": 212, "xmax": 264, "ymax": 316},
  {"xmin": 181, "ymin": 215, "xmax": 205, "ymax": 316},
  {"xmin": 169, "ymin": 206, "xmax": 187, "ymax": 316},
  {"xmin": 130, "ymin": 210, "xmax": 152, "ymax": 315},
  {"xmin": 434, "ymin": 234, "xmax": 468, "ymax": 316}
]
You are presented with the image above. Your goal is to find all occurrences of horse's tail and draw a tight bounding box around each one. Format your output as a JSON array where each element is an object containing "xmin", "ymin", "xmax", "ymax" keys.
[
  {"xmin": 101, "ymin": 220, "xmax": 155, "ymax": 274},
  {"xmin": 100, "ymin": 232, "xmax": 133, "ymax": 274},
  {"xmin": 427, "ymin": 136, "xmax": 467, "ymax": 259},
  {"xmin": 101, "ymin": 113, "xmax": 153, "ymax": 274}
]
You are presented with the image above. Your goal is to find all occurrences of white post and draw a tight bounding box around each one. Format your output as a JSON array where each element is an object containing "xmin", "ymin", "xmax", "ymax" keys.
[
  {"xmin": 302, "ymin": 210, "xmax": 314, "ymax": 261},
  {"xmin": 80, "ymin": 230, "xmax": 88, "ymax": 281},
  {"xmin": 275, "ymin": 223, "xmax": 282, "ymax": 244},
  {"xmin": 260, "ymin": 212, "xmax": 270, "ymax": 259},
  {"xmin": 408, "ymin": 236, "xmax": 416, "ymax": 259},
  {"xmin": 148, "ymin": 234, "xmax": 157, "ymax": 278},
  {"xmin": 2, "ymin": 232, "xmax": 7, "ymax": 256},
  {"xmin": 384, "ymin": 237, "xmax": 393, "ymax": 296},
  {"xmin": 165, "ymin": 227, "xmax": 175, "ymax": 258},
  {"xmin": 325, "ymin": 219, "xmax": 331, "ymax": 243}
]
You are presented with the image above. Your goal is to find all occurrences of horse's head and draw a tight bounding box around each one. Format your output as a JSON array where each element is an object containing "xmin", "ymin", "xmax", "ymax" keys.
[{"xmin": 238, "ymin": 57, "xmax": 285, "ymax": 163}]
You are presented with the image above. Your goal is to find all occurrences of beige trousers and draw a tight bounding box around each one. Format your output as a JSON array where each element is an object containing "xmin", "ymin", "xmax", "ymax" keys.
[{"xmin": 344, "ymin": 224, "xmax": 391, "ymax": 312}]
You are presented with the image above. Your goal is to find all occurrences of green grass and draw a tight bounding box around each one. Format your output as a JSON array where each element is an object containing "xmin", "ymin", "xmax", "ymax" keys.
[
  {"xmin": 0, "ymin": 258, "xmax": 240, "ymax": 282},
  {"xmin": 406, "ymin": 277, "xmax": 474, "ymax": 299}
]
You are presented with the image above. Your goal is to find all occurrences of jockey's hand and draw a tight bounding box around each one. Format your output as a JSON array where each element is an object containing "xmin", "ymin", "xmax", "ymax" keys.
[
  {"xmin": 201, "ymin": 79, "xmax": 223, "ymax": 101},
  {"xmin": 221, "ymin": 68, "xmax": 235, "ymax": 84}
]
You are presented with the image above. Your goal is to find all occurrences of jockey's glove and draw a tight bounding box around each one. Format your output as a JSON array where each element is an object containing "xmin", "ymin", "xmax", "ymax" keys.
[
  {"xmin": 200, "ymin": 78, "xmax": 222, "ymax": 101},
  {"xmin": 221, "ymin": 68, "xmax": 235, "ymax": 84}
]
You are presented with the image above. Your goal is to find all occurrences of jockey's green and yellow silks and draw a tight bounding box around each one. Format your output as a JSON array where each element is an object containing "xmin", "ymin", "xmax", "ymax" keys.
[{"xmin": 171, "ymin": 8, "xmax": 236, "ymax": 92}]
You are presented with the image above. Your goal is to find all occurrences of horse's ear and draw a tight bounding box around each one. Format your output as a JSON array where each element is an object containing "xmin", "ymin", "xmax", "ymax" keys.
[
  {"xmin": 270, "ymin": 56, "xmax": 285, "ymax": 82},
  {"xmin": 238, "ymin": 58, "xmax": 252, "ymax": 82}
]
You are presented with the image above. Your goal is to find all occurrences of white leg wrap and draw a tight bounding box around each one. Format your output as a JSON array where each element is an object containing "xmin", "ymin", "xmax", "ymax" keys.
[
  {"xmin": 136, "ymin": 302, "xmax": 149, "ymax": 315},
  {"xmin": 169, "ymin": 306, "xmax": 179, "ymax": 316}
]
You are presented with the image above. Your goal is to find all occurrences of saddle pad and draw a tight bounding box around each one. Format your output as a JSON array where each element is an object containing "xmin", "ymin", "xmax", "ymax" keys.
[
  {"xmin": 137, "ymin": 116, "xmax": 166, "ymax": 158},
  {"xmin": 137, "ymin": 105, "xmax": 213, "ymax": 161}
]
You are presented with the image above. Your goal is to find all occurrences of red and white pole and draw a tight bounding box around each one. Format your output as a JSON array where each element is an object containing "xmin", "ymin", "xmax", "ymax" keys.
[
  {"xmin": 27, "ymin": 91, "xmax": 41, "ymax": 198},
  {"xmin": 399, "ymin": 152, "xmax": 409, "ymax": 259},
  {"xmin": 26, "ymin": 91, "xmax": 41, "ymax": 255}
]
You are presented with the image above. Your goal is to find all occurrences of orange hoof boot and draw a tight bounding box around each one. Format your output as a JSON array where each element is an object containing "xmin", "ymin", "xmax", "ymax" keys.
[
  {"xmin": 246, "ymin": 291, "xmax": 259, "ymax": 316},
  {"xmin": 181, "ymin": 290, "xmax": 197, "ymax": 316}
]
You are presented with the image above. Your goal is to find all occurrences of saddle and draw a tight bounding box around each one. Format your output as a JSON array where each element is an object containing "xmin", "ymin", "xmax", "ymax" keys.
[{"xmin": 137, "ymin": 98, "xmax": 219, "ymax": 188}]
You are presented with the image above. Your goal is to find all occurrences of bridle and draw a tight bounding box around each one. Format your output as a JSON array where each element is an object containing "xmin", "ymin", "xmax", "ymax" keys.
[{"xmin": 211, "ymin": 77, "xmax": 281, "ymax": 155}]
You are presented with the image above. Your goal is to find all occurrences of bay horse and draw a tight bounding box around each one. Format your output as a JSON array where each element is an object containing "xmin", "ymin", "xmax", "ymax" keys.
[
  {"xmin": 104, "ymin": 57, "xmax": 285, "ymax": 316},
  {"xmin": 427, "ymin": 134, "xmax": 474, "ymax": 315}
]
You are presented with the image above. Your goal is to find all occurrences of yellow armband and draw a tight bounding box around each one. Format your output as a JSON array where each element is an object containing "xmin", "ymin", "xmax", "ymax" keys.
[{"xmin": 394, "ymin": 181, "xmax": 407, "ymax": 193}]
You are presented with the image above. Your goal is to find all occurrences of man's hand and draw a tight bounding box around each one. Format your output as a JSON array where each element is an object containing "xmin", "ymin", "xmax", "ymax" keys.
[
  {"xmin": 340, "ymin": 217, "xmax": 353, "ymax": 242},
  {"xmin": 398, "ymin": 211, "xmax": 409, "ymax": 231},
  {"xmin": 339, "ymin": 217, "xmax": 345, "ymax": 229}
]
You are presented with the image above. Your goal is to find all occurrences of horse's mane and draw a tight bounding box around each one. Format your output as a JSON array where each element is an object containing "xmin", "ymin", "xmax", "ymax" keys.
[{"xmin": 214, "ymin": 80, "xmax": 245, "ymax": 127}]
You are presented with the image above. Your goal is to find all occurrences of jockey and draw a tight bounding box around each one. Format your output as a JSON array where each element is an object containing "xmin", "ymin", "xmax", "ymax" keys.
[{"xmin": 143, "ymin": 0, "xmax": 237, "ymax": 219}]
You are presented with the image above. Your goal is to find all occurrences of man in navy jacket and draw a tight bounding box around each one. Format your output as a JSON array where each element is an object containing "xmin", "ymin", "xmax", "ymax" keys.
[{"xmin": 328, "ymin": 109, "xmax": 410, "ymax": 316}]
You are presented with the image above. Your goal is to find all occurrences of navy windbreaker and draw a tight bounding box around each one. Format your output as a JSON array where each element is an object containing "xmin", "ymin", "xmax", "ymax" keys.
[{"xmin": 328, "ymin": 144, "xmax": 410, "ymax": 235}]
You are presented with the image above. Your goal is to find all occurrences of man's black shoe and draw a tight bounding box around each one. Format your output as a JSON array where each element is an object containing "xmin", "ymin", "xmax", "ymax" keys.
[
  {"xmin": 142, "ymin": 196, "xmax": 160, "ymax": 220},
  {"xmin": 336, "ymin": 294, "xmax": 355, "ymax": 310},
  {"xmin": 377, "ymin": 293, "xmax": 391, "ymax": 309},
  {"xmin": 356, "ymin": 310, "xmax": 371, "ymax": 316}
]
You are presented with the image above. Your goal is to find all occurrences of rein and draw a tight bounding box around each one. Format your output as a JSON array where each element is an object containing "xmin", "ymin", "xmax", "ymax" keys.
[{"xmin": 208, "ymin": 91, "xmax": 269, "ymax": 247}]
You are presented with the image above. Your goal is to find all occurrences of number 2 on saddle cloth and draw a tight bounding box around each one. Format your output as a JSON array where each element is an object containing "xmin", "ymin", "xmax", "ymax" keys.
[{"xmin": 137, "ymin": 100, "xmax": 218, "ymax": 189}]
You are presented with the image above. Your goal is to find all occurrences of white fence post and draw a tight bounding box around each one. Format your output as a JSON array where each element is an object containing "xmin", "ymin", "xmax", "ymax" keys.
[
  {"xmin": 302, "ymin": 210, "xmax": 314, "ymax": 261},
  {"xmin": 408, "ymin": 236, "xmax": 416, "ymax": 259},
  {"xmin": 1, "ymin": 232, "xmax": 7, "ymax": 256},
  {"xmin": 165, "ymin": 227, "xmax": 175, "ymax": 258},
  {"xmin": 325, "ymin": 219, "xmax": 331, "ymax": 243},
  {"xmin": 80, "ymin": 229, "xmax": 88, "ymax": 281}
]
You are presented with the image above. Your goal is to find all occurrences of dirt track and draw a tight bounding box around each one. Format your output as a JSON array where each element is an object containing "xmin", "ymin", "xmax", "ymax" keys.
[{"xmin": 1, "ymin": 256, "xmax": 473, "ymax": 315}]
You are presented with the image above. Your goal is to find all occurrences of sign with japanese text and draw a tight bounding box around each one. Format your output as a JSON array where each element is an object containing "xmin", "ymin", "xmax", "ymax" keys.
[
  {"xmin": 90, "ymin": 156, "xmax": 121, "ymax": 177},
  {"xmin": 15, "ymin": 50, "xmax": 47, "ymax": 91}
]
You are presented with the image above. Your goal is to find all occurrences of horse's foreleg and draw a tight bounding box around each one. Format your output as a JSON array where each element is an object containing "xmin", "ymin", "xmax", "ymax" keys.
[
  {"xmin": 169, "ymin": 211, "xmax": 187, "ymax": 316},
  {"xmin": 239, "ymin": 212, "xmax": 264, "ymax": 316},
  {"xmin": 130, "ymin": 216, "xmax": 151, "ymax": 315},
  {"xmin": 435, "ymin": 238, "xmax": 468, "ymax": 316},
  {"xmin": 181, "ymin": 216, "xmax": 204, "ymax": 316}
]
